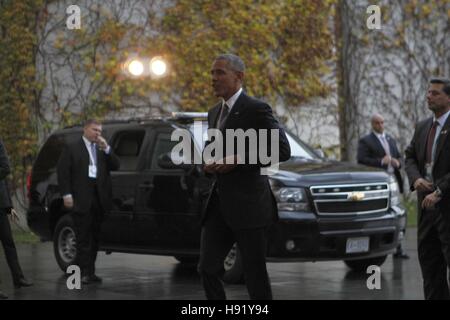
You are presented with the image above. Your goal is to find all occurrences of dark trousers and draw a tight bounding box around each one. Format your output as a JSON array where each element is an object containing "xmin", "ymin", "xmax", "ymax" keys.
[
  {"xmin": 73, "ymin": 187, "xmax": 103, "ymax": 277},
  {"xmin": 418, "ymin": 208, "xmax": 450, "ymax": 300},
  {"xmin": 197, "ymin": 193, "xmax": 272, "ymax": 300},
  {"xmin": 0, "ymin": 209, "xmax": 24, "ymax": 283}
]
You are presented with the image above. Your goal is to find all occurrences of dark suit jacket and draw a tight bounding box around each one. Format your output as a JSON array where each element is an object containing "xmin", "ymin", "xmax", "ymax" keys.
[
  {"xmin": 0, "ymin": 140, "xmax": 12, "ymax": 209},
  {"xmin": 202, "ymin": 92, "xmax": 291, "ymax": 229},
  {"xmin": 405, "ymin": 116, "xmax": 450, "ymax": 215},
  {"xmin": 357, "ymin": 132, "xmax": 404, "ymax": 193},
  {"xmin": 57, "ymin": 138, "xmax": 120, "ymax": 213}
]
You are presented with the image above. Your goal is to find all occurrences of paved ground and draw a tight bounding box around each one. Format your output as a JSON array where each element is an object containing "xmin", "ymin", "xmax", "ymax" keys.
[{"xmin": 0, "ymin": 228, "xmax": 424, "ymax": 300}]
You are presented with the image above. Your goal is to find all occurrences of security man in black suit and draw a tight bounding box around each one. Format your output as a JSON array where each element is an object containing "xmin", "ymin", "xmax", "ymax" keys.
[
  {"xmin": 57, "ymin": 119, "xmax": 120, "ymax": 284},
  {"xmin": 405, "ymin": 77, "xmax": 450, "ymax": 300},
  {"xmin": 197, "ymin": 54, "xmax": 291, "ymax": 300},
  {"xmin": 0, "ymin": 139, "xmax": 33, "ymax": 299},
  {"xmin": 357, "ymin": 113, "xmax": 409, "ymax": 259}
]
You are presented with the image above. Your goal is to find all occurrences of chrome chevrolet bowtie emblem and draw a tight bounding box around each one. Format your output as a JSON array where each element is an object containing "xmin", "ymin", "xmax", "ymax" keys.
[{"xmin": 348, "ymin": 192, "xmax": 365, "ymax": 201}]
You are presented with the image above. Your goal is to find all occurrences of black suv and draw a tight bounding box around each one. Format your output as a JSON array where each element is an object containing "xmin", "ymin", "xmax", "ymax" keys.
[{"xmin": 27, "ymin": 113, "xmax": 406, "ymax": 283}]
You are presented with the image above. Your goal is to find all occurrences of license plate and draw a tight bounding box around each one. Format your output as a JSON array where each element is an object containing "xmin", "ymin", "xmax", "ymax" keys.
[{"xmin": 346, "ymin": 237, "xmax": 369, "ymax": 253}]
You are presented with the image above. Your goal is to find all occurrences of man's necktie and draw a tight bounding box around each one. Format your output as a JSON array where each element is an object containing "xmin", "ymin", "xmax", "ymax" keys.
[
  {"xmin": 380, "ymin": 136, "xmax": 393, "ymax": 173},
  {"xmin": 217, "ymin": 102, "xmax": 229, "ymax": 129},
  {"xmin": 426, "ymin": 121, "xmax": 439, "ymax": 163},
  {"xmin": 91, "ymin": 143, "xmax": 97, "ymax": 165},
  {"xmin": 380, "ymin": 136, "xmax": 391, "ymax": 156}
]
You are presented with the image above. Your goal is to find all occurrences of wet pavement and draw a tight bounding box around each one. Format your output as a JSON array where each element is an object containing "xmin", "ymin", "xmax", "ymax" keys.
[{"xmin": 0, "ymin": 227, "xmax": 423, "ymax": 300}]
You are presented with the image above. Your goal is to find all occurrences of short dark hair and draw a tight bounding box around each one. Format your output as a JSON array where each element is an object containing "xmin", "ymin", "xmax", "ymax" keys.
[
  {"xmin": 430, "ymin": 77, "xmax": 450, "ymax": 96},
  {"xmin": 215, "ymin": 54, "xmax": 245, "ymax": 73},
  {"xmin": 84, "ymin": 119, "xmax": 102, "ymax": 127}
]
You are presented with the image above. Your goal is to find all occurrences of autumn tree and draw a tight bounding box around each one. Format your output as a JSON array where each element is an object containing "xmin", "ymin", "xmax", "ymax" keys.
[
  {"xmin": 158, "ymin": 0, "xmax": 335, "ymax": 115},
  {"xmin": 0, "ymin": 0, "xmax": 43, "ymax": 200},
  {"xmin": 335, "ymin": 0, "xmax": 450, "ymax": 161}
]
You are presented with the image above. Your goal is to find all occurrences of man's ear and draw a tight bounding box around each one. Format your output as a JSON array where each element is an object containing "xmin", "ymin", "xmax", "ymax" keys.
[{"xmin": 236, "ymin": 71, "xmax": 244, "ymax": 82}]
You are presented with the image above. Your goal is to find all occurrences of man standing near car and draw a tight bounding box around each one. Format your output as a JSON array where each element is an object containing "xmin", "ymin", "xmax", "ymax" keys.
[
  {"xmin": 57, "ymin": 119, "xmax": 120, "ymax": 284},
  {"xmin": 357, "ymin": 113, "xmax": 409, "ymax": 259},
  {"xmin": 0, "ymin": 139, "xmax": 33, "ymax": 299},
  {"xmin": 405, "ymin": 77, "xmax": 450, "ymax": 299},
  {"xmin": 197, "ymin": 54, "xmax": 291, "ymax": 300}
]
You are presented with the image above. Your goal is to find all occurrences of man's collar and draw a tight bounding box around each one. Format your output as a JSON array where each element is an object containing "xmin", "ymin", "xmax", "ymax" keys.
[
  {"xmin": 433, "ymin": 109, "xmax": 450, "ymax": 127},
  {"xmin": 372, "ymin": 131, "xmax": 385, "ymax": 139},
  {"xmin": 223, "ymin": 87, "xmax": 243, "ymax": 110},
  {"xmin": 82, "ymin": 136, "xmax": 94, "ymax": 146}
]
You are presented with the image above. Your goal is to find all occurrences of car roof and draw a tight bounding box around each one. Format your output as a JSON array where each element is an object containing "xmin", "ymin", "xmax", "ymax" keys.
[{"xmin": 53, "ymin": 112, "xmax": 208, "ymax": 135}]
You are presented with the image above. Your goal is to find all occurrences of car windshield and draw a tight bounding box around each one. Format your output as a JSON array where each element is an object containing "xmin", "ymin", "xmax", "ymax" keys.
[{"xmin": 188, "ymin": 121, "xmax": 318, "ymax": 160}]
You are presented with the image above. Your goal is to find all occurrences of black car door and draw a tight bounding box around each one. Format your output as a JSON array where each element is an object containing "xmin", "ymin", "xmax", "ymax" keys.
[
  {"xmin": 132, "ymin": 127, "xmax": 203, "ymax": 251},
  {"xmin": 100, "ymin": 127, "xmax": 147, "ymax": 246}
]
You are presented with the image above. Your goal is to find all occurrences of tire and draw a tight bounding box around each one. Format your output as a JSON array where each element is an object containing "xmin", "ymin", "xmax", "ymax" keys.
[
  {"xmin": 174, "ymin": 256, "xmax": 199, "ymax": 265},
  {"xmin": 53, "ymin": 214, "xmax": 77, "ymax": 273},
  {"xmin": 223, "ymin": 243, "xmax": 245, "ymax": 284},
  {"xmin": 344, "ymin": 255, "xmax": 387, "ymax": 272}
]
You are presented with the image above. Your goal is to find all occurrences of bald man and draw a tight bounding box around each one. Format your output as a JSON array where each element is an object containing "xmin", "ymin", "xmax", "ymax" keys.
[{"xmin": 357, "ymin": 114, "xmax": 409, "ymax": 259}]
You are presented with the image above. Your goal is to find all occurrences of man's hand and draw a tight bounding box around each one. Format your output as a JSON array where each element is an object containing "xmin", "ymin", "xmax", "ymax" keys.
[
  {"xmin": 422, "ymin": 191, "xmax": 441, "ymax": 209},
  {"xmin": 413, "ymin": 178, "xmax": 434, "ymax": 192},
  {"xmin": 63, "ymin": 195, "xmax": 74, "ymax": 209},
  {"xmin": 381, "ymin": 155, "xmax": 391, "ymax": 166},
  {"xmin": 390, "ymin": 158, "xmax": 400, "ymax": 168},
  {"xmin": 97, "ymin": 136, "xmax": 108, "ymax": 151},
  {"xmin": 204, "ymin": 155, "xmax": 240, "ymax": 174},
  {"xmin": 9, "ymin": 208, "xmax": 19, "ymax": 223}
]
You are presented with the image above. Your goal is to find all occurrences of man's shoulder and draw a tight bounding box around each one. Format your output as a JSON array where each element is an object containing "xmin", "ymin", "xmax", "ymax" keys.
[
  {"xmin": 207, "ymin": 102, "xmax": 222, "ymax": 117},
  {"xmin": 385, "ymin": 133, "xmax": 398, "ymax": 142},
  {"xmin": 416, "ymin": 117, "xmax": 433, "ymax": 128},
  {"xmin": 359, "ymin": 133, "xmax": 375, "ymax": 143},
  {"xmin": 64, "ymin": 138, "xmax": 83, "ymax": 151},
  {"xmin": 243, "ymin": 93, "xmax": 268, "ymax": 107}
]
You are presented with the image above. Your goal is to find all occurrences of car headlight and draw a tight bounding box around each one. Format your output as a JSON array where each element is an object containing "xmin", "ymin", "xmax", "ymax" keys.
[
  {"xmin": 389, "ymin": 176, "xmax": 400, "ymax": 207},
  {"xmin": 272, "ymin": 187, "xmax": 310, "ymax": 212}
]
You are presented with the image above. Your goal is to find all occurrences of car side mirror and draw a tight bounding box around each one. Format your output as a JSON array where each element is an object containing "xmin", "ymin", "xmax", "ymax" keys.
[
  {"xmin": 314, "ymin": 148, "xmax": 325, "ymax": 159},
  {"xmin": 157, "ymin": 152, "xmax": 193, "ymax": 171}
]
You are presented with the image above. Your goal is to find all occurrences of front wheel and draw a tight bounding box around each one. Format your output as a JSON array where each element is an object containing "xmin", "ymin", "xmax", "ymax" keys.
[
  {"xmin": 53, "ymin": 214, "xmax": 77, "ymax": 273},
  {"xmin": 344, "ymin": 255, "xmax": 387, "ymax": 272}
]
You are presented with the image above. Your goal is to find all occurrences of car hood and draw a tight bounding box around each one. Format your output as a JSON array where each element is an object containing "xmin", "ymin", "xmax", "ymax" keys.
[{"xmin": 270, "ymin": 158, "xmax": 391, "ymax": 187}]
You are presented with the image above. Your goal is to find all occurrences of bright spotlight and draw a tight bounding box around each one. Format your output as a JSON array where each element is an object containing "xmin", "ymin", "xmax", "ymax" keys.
[
  {"xmin": 127, "ymin": 59, "xmax": 144, "ymax": 76},
  {"xmin": 150, "ymin": 57, "xmax": 167, "ymax": 76}
]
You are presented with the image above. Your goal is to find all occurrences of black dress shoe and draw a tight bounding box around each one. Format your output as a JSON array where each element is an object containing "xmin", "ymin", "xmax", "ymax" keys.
[
  {"xmin": 0, "ymin": 290, "xmax": 8, "ymax": 299},
  {"xmin": 14, "ymin": 277, "xmax": 33, "ymax": 289},
  {"xmin": 393, "ymin": 251, "xmax": 410, "ymax": 259}
]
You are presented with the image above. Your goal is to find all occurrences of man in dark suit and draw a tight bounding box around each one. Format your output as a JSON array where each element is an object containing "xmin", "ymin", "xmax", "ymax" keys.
[
  {"xmin": 197, "ymin": 54, "xmax": 291, "ymax": 300},
  {"xmin": 0, "ymin": 140, "xmax": 33, "ymax": 299},
  {"xmin": 405, "ymin": 77, "xmax": 450, "ymax": 300},
  {"xmin": 57, "ymin": 119, "xmax": 120, "ymax": 284},
  {"xmin": 357, "ymin": 113, "xmax": 409, "ymax": 259}
]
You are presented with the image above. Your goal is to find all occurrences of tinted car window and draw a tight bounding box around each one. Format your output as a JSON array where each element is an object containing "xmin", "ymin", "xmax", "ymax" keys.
[
  {"xmin": 34, "ymin": 133, "xmax": 79, "ymax": 172},
  {"xmin": 112, "ymin": 130, "xmax": 146, "ymax": 171},
  {"xmin": 150, "ymin": 133, "xmax": 181, "ymax": 171}
]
